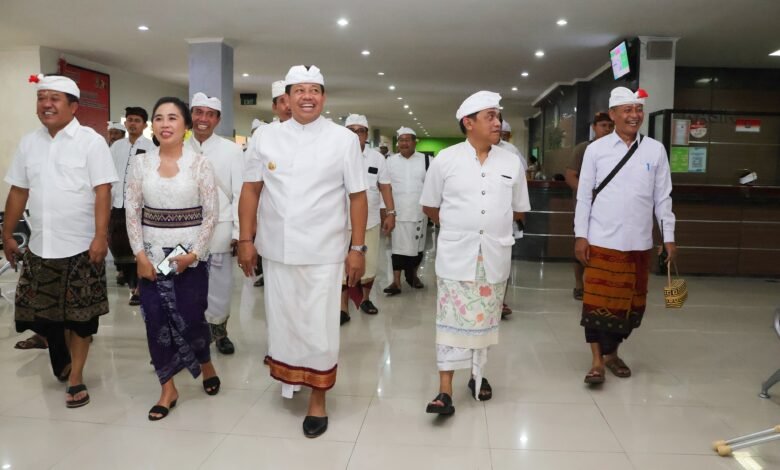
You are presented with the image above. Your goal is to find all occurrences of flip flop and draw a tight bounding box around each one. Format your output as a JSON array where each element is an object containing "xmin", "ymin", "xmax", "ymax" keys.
[
  {"xmin": 65, "ymin": 384, "xmax": 90, "ymax": 408},
  {"xmin": 383, "ymin": 284, "xmax": 401, "ymax": 296},
  {"xmin": 425, "ymin": 392, "xmax": 455, "ymax": 415},
  {"xmin": 15, "ymin": 334, "xmax": 48, "ymax": 350},
  {"xmin": 573, "ymin": 288, "xmax": 584, "ymax": 300},
  {"xmin": 584, "ymin": 367, "xmax": 606, "ymax": 384},
  {"xmin": 56, "ymin": 363, "xmax": 72, "ymax": 383},
  {"xmin": 605, "ymin": 357, "xmax": 632, "ymax": 378}
]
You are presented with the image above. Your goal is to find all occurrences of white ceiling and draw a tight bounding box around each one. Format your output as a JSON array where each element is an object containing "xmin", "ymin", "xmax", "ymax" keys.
[{"xmin": 3, "ymin": 0, "xmax": 779, "ymax": 137}]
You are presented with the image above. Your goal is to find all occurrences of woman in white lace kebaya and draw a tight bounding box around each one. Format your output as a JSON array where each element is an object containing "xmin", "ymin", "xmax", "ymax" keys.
[{"xmin": 125, "ymin": 97, "xmax": 220, "ymax": 421}]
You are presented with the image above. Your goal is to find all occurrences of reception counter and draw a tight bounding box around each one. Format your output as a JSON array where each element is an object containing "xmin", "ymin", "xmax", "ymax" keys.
[{"xmin": 516, "ymin": 181, "xmax": 780, "ymax": 277}]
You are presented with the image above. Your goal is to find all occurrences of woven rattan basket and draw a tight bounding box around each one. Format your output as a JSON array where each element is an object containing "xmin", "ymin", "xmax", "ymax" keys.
[{"xmin": 664, "ymin": 262, "xmax": 688, "ymax": 308}]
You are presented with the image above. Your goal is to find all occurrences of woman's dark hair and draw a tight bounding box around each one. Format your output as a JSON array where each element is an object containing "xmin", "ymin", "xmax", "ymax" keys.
[{"xmin": 152, "ymin": 97, "xmax": 192, "ymax": 129}]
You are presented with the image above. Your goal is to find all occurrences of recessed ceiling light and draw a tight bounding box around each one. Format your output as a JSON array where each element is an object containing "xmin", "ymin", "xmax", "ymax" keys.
[
  {"xmin": 337, "ymin": 18, "xmax": 349, "ymax": 27},
  {"xmin": 377, "ymin": 72, "xmax": 385, "ymax": 76},
  {"xmin": 521, "ymin": 71, "xmax": 530, "ymax": 77},
  {"xmin": 137, "ymin": 25, "xmax": 149, "ymax": 31},
  {"xmin": 556, "ymin": 19, "xmax": 568, "ymax": 26},
  {"xmin": 413, "ymin": 118, "xmax": 417, "ymax": 121},
  {"xmin": 535, "ymin": 50, "xmax": 545, "ymax": 57},
  {"xmin": 770, "ymin": 49, "xmax": 780, "ymax": 56},
  {"xmin": 242, "ymin": 73, "xmax": 249, "ymax": 77},
  {"xmin": 361, "ymin": 50, "xmax": 371, "ymax": 56},
  {"xmin": 408, "ymin": 111, "xmax": 413, "ymax": 115},
  {"xmin": 511, "ymin": 86, "xmax": 518, "ymax": 91},
  {"xmin": 397, "ymin": 97, "xmax": 403, "ymax": 100},
  {"xmin": 403, "ymin": 104, "xmax": 409, "ymax": 109},
  {"xmin": 388, "ymin": 85, "xmax": 396, "ymax": 90},
  {"xmin": 326, "ymin": 111, "xmax": 331, "ymax": 114}
]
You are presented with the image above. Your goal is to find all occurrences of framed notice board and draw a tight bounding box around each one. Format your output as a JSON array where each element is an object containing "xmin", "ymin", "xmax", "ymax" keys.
[{"xmin": 58, "ymin": 59, "xmax": 110, "ymax": 137}]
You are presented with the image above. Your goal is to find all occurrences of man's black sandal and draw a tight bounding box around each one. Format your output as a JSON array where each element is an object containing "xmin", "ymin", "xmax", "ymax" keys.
[
  {"xmin": 468, "ymin": 378, "xmax": 492, "ymax": 401},
  {"xmin": 425, "ymin": 392, "xmax": 455, "ymax": 415}
]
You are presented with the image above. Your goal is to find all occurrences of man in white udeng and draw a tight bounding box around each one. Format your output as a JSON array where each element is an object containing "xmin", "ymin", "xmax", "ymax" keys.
[
  {"xmin": 384, "ymin": 127, "xmax": 428, "ymax": 295},
  {"xmin": 340, "ymin": 114, "xmax": 395, "ymax": 324},
  {"xmin": 238, "ymin": 65, "xmax": 367, "ymax": 438},
  {"xmin": 421, "ymin": 91, "xmax": 530, "ymax": 416},
  {"xmin": 186, "ymin": 92, "xmax": 243, "ymax": 355}
]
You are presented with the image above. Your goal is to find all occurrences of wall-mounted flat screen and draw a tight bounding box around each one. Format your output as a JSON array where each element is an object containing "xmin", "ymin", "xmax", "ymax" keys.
[{"xmin": 610, "ymin": 41, "xmax": 631, "ymax": 79}]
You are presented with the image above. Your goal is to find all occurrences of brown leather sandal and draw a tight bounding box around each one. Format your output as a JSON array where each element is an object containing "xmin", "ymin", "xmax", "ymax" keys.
[{"xmin": 605, "ymin": 357, "xmax": 632, "ymax": 378}]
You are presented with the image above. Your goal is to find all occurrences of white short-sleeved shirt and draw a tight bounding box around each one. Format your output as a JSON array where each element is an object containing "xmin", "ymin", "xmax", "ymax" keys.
[
  {"xmin": 110, "ymin": 136, "xmax": 155, "ymax": 208},
  {"xmin": 386, "ymin": 151, "xmax": 427, "ymax": 222},
  {"xmin": 5, "ymin": 118, "xmax": 119, "ymax": 258},
  {"xmin": 420, "ymin": 141, "xmax": 530, "ymax": 283},
  {"xmin": 244, "ymin": 116, "xmax": 367, "ymax": 265},
  {"xmin": 364, "ymin": 147, "xmax": 391, "ymax": 228},
  {"xmin": 574, "ymin": 132, "xmax": 675, "ymax": 251},
  {"xmin": 187, "ymin": 134, "xmax": 244, "ymax": 252}
]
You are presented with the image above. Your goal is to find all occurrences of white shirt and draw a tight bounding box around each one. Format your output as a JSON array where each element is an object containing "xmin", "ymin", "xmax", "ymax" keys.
[
  {"xmin": 386, "ymin": 151, "xmax": 427, "ymax": 222},
  {"xmin": 187, "ymin": 134, "xmax": 243, "ymax": 253},
  {"xmin": 5, "ymin": 118, "xmax": 118, "ymax": 258},
  {"xmin": 574, "ymin": 132, "xmax": 675, "ymax": 251},
  {"xmin": 498, "ymin": 140, "xmax": 528, "ymax": 170},
  {"xmin": 364, "ymin": 147, "xmax": 391, "ymax": 229},
  {"xmin": 245, "ymin": 116, "xmax": 367, "ymax": 265},
  {"xmin": 110, "ymin": 136, "xmax": 155, "ymax": 208},
  {"xmin": 420, "ymin": 141, "xmax": 530, "ymax": 283}
]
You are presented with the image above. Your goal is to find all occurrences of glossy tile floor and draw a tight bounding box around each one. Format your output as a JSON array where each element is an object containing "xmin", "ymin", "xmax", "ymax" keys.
[{"xmin": 1, "ymin": 233, "xmax": 779, "ymax": 469}]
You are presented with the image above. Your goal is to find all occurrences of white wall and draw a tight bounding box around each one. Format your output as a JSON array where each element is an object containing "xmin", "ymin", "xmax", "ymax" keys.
[
  {"xmin": 39, "ymin": 47, "xmax": 188, "ymax": 123},
  {"xmin": 0, "ymin": 46, "xmax": 47, "ymax": 207},
  {"xmin": 638, "ymin": 37, "xmax": 677, "ymax": 135}
]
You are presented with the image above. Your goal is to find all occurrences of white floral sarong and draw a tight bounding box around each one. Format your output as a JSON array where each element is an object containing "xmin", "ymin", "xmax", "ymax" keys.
[{"xmin": 435, "ymin": 255, "xmax": 506, "ymax": 399}]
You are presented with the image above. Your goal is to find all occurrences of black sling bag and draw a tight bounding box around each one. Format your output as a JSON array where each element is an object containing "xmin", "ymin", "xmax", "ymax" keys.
[{"xmin": 592, "ymin": 134, "xmax": 643, "ymax": 202}]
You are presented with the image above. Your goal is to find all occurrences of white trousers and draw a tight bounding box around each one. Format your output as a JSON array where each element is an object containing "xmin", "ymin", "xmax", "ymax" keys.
[{"xmin": 205, "ymin": 252, "xmax": 233, "ymax": 325}]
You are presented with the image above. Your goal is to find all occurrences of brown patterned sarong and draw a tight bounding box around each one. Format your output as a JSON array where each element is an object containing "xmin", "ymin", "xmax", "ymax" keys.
[
  {"xmin": 580, "ymin": 245, "xmax": 650, "ymax": 336},
  {"xmin": 15, "ymin": 250, "xmax": 109, "ymax": 326}
]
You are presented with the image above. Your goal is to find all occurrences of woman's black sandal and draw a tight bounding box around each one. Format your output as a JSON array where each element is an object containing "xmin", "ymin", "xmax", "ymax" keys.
[
  {"xmin": 203, "ymin": 376, "xmax": 221, "ymax": 396},
  {"xmin": 425, "ymin": 392, "xmax": 455, "ymax": 415},
  {"xmin": 148, "ymin": 399, "xmax": 177, "ymax": 421},
  {"xmin": 468, "ymin": 378, "xmax": 492, "ymax": 401}
]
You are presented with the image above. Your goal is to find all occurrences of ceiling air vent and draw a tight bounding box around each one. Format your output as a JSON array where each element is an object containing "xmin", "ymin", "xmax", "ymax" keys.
[{"xmin": 646, "ymin": 40, "xmax": 674, "ymax": 60}]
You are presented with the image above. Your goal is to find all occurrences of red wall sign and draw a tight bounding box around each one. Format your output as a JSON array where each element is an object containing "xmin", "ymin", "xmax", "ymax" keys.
[
  {"xmin": 735, "ymin": 119, "xmax": 761, "ymax": 133},
  {"xmin": 58, "ymin": 59, "xmax": 110, "ymax": 138}
]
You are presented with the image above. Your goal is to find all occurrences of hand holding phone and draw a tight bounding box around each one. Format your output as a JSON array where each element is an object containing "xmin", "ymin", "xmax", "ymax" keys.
[{"xmin": 157, "ymin": 245, "xmax": 189, "ymax": 276}]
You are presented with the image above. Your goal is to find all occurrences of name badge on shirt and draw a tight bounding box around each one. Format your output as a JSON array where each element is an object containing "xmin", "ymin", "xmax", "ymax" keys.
[
  {"xmin": 368, "ymin": 166, "xmax": 378, "ymax": 174},
  {"xmin": 268, "ymin": 161, "xmax": 276, "ymax": 171}
]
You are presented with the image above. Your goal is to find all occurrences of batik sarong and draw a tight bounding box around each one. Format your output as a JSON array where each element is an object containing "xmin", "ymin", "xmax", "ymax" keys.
[
  {"xmin": 139, "ymin": 261, "xmax": 211, "ymax": 384},
  {"xmin": 580, "ymin": 245, "xmax": 650, "ymax": 354}
]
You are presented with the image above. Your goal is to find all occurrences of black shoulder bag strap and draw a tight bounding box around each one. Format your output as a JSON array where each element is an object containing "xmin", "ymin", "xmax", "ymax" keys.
[
  {"xmin": 592, "ymin": 134, "xmax": 643, "ymax": 202},
  {"xmin": 424, "ymin": 153, "xmax": 430, "ymax": 171}
]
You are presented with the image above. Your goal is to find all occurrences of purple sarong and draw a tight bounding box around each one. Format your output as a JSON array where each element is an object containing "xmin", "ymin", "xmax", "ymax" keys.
[{"xmin": 139, "ymin": 261, "xmax": 211, "ymax": 384}]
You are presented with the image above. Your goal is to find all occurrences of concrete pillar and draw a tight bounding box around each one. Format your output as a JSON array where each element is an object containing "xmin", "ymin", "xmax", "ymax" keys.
[
  {"xmin": 638, "ymin": 36, "xmax": 679, "ymax": 135},
  {"xmin": 187, "ymin": 38, "xmax": 234, "ymax": 137}
]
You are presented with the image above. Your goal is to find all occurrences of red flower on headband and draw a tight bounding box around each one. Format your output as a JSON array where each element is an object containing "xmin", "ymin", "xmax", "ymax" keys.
[
  {"xmin": 28, "ymin": 74, "xmax": 41, "ymax": 83},
  {"xmin": 635, "ymin": 88, "xmax": 649, "ymax": 99}
]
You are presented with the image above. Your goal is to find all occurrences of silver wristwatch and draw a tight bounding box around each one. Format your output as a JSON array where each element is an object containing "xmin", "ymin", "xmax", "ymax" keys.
[{"xmin": 350, "ymin": 245, "xmax": 368, "ymax": 254}]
